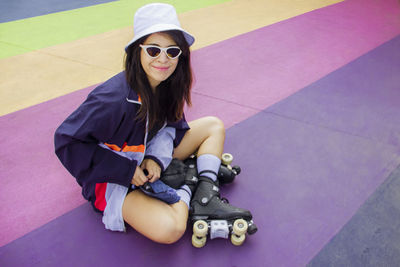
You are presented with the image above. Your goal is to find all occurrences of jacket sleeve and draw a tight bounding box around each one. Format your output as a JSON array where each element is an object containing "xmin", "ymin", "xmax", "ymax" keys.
[
  {"xmin": 54, "ymin": 88, "xmax": 136, "ymax": 188},
  {"xmin": 144, "ymin": 115, "xmax": 190, "ymax": 171},
  {"xmin": 169, "ymin": 114, "xmax": 190, "ymax": 148},
  {"xmin": 144, "ymin": 126, "xmax": 175, "ymax": 171}
]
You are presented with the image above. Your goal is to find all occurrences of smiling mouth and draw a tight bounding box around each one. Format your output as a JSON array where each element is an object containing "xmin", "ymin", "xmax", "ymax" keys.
[{"xmin": 153, "ymin": 66, "xmax": 169, "ymax": 71}]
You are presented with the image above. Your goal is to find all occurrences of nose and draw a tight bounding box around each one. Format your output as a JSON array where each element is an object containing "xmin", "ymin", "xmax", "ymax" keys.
[{"xmin": 157, "ymin": 51, "xmax": 169, "ymax": 63}]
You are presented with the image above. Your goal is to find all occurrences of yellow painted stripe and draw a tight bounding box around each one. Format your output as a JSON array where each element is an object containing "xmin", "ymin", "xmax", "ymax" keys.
[
  {"xmin": 0, "ymin": 0, "xmax": 343, "ymax": 116},
  {"xmin": 0, "ymin": 0, "xmax": 231, "ymax": 59}
]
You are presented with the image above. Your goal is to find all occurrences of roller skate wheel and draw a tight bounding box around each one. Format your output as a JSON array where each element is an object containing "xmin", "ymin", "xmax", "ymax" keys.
[
  {"xmin": 192, "ymin": 234, "xmax": 207, "ymax": 248},
  {"xmin": 221, "ymin": 153, "xmax": 233, "ymax": 165},
  {"xmin": 193, "ymin": 220, "xmax": 208, "ymax": 237},
  {"xmin": 231, "ymin": 233, "xmax": 245, "ymax": 246},
  {"xmin": 233, "ymin": 219, "xmax": 248, "ymax": 236}
]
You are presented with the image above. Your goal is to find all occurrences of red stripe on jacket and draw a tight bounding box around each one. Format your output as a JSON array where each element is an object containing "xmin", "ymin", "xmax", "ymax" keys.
[{"xmin": 94, "ymin": 183, "xmax": 107, "ymax": 211}]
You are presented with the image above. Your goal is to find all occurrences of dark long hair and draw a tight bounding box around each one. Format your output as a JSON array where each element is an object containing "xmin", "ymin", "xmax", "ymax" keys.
[{"xmin": 125, "ymin": 30, "xmax": 192, "ymax": 130}]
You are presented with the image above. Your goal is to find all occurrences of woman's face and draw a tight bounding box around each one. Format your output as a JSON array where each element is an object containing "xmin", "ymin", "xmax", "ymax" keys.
[{"xmin": 140, "ymin": 32, "xmax": 180, "ymax": 90}]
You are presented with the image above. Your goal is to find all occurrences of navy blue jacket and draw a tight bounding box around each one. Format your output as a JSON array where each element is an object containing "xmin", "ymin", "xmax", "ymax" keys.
[{"xmin": 54, "ymin": 72, "xmax": 189, "ymax": 210}]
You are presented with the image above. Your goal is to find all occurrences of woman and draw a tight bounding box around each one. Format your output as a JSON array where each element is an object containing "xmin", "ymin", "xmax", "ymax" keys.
[{"xmin": 55, "ymin": 3, "xmax": 250, "ymax": 244}]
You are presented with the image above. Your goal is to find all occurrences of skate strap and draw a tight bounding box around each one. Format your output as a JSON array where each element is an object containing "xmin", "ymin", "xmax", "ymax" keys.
[
  {"xmin": 198, "ymin": 170, "xmax": 218, "ymax": 177},
  {"xmin": 198, "ymin": 177, "xmax": 220, "ymax": 193},
  {"xmin": 159, "ymin": 159, "xmax": 187, "ymax": 189},
  {"xmin": 186, "ymin": 175, "xmax": 198, "ymax": 184}
]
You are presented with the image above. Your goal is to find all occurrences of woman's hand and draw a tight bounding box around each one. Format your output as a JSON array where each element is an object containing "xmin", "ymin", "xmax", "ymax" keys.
[
  {"xmin": 131, "ymin": 166, "xmax": 149, "ymax": 186},
  {"xmin": 141, "ymin": 159, "xmax": 161, "ymax": 183}
]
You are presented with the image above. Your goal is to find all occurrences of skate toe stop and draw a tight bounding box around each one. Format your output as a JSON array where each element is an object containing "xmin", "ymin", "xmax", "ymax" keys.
[{"xmin": 247, "ymin": 223, "xmax": 258, "ymax": 235}]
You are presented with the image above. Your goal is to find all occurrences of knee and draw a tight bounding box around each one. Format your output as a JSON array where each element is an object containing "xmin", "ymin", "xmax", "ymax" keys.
[
  {"xmin": 156, "ymin": 218, "xmax": 187, "ymax": 244},
  {"xmin": 205, "ymin": 116, "xmax": 225, "ymax": 136}
]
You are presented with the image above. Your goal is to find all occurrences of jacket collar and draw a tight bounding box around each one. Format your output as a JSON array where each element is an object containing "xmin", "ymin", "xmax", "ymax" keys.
[{"xmin": 125, "ymin": 77, "xmax": 142, "ymax": 105}]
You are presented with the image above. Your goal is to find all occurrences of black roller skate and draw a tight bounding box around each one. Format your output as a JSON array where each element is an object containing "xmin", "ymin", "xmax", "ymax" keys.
[
  {"xmin": 190, "ymin": 177, "xmax": 257, "ymax": 248},
  {"xmin": 144, "ymin": 153, "xmax": 240, "ymax": 192},
  {"xmin": 218, "ymin": 153, "xmax": 241, "ymax": 184},
  {"xmin": 146, "ymin": 153, "xmax": 238, "ymax": 193},
  {"xmin": 184, "ymin": 153, "xmax": 240, "ymax": 185},
  {"xmin": 142, "ymin": 158, "xmax": 198, "ymax": 193}
]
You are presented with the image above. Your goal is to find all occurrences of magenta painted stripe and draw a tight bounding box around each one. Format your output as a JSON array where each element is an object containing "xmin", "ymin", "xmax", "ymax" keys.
[
  {"xmin": 0, "ymin": 86, "xmax": 95, "ymax": 247},
  {"xmin": 191, "ymin": 0, "xmax": 400, "ymax": 111},
  {"xmin": 1, "ymin": 0, "xmax": 399, "ymax": 247}
]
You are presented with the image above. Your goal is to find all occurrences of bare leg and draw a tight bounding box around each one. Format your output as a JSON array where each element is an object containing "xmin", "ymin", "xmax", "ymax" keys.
[
  {"xmin": 122, "ymin": 116, "xmax": 225, "ymax": 244},
  {"xmin": 122, "ymin": 190, "xmax": 188, "ymax": 244},
  {"xmin": 173, "ymin": 116, "xmax": 225, "ymax": 160}
]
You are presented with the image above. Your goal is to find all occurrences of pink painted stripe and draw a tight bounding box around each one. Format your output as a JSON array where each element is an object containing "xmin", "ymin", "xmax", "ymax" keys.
[{"xmin": 1, "ymin": 0, "xmax": 399, "ymax": 247}]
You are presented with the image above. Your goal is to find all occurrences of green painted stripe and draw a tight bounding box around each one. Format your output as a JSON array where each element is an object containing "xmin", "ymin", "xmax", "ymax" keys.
[
  {"xmin": 0, "ymin": 42, "xmax": 30, "ymax": 58},
  {"xmin": 0, "ymin": 0, "xmax": 230, "ymax": 59}
]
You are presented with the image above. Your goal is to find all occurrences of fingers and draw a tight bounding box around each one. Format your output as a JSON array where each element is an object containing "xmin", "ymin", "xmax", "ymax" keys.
[
  {"xmin": 147, "ymin": 169, "xmax": 160, "ymax": 183},
  {"xmin": 145, "ymin": 165, "xmax": 161, "ymax": 183},
  {"xmin": 131, "ymin": 166, "xmax": 149, "ymax": 187},
  {"xmin": 141, "ymin": 159, "xmax": 161, "ymax": 183}
]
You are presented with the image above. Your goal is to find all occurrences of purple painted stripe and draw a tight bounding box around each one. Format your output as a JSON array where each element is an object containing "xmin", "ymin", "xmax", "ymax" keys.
[
  {"xmin": 308, "ymin": 165, "xmax": 400, "ymax": 266},
  {"xmin": 268, "ymin": 34, "xmax": 400, "ymax": 265},
  {"xmin": 269, "ymin": 35, "xmax": 400, "ymax": 152},
  {"xmin": 1, "ymin": 0, "xmax": 399, "ymax": 247},
  {"xmin": 223, "ymin": 114, "xmax": 399, "ymax": 266}
]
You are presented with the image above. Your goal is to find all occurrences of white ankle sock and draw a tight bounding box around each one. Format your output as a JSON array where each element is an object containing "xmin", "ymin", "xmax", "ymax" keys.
[
  {"xmin": 197, "ymin": 154, "xmax": 221, "ymax": 182},
  {"xmin": 176, "ymin": 185, "xmax": 191, "ymax": 209}
]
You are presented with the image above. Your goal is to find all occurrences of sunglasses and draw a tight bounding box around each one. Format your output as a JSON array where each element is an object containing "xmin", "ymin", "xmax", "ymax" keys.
[{"xmin": 140, "ymin": 45, "xmax": 182, "ymax": 59}]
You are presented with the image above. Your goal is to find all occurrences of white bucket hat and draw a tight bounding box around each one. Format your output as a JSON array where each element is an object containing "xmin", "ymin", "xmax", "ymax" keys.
[{"xmin": 125, "ymin": 3, "xmax": 195, "ymax": 51}]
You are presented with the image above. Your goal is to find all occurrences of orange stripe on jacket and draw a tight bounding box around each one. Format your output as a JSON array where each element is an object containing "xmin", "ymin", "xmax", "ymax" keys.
[
  {"xmin": 105, "ymin": 142, "xmax": 145, "ymax": 153},
  {"xmin": 104, "ymin": 143, "xmax": 121, "ymax": 151},
  {"xmin": 122, "ymin": 144, "xmax": 145, "ymax": 153}
]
